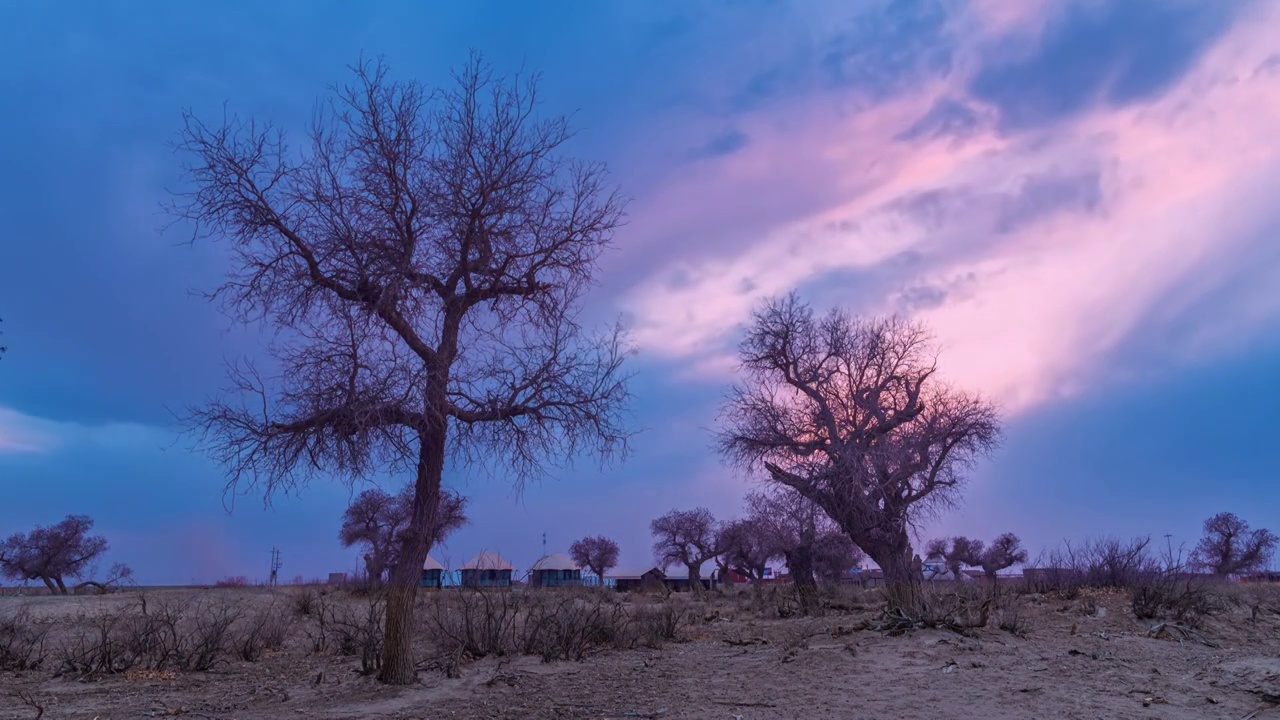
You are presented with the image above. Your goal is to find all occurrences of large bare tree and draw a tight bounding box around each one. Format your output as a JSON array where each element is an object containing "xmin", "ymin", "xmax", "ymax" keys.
[
  {"xmin": 650, "ymin": 508, "xmax": 720, "ymax": 594},
  {"xmin": 568, "ymin": 535, "xmax": 620, "ymax": 587},
  {"xmin": 339, "ymin": 484, "xmax": 467, "ymax": 583},
  {"xmin": 176, "ymin": 56, "xmax": 631, "ymax": 684},
  {"xmin": 718, "ymin": 294, "xmax": 1000, "ymax": 610},
  {"xmin": 0, "ymin": 515, "xmax": 109, "ymax": 594},
  {"xmin": 1190, "ymin": 512, "xmax": 1277, "ymax": 577}
]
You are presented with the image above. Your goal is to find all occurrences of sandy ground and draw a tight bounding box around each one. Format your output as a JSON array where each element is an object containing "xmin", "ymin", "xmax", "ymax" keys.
[{"xmin": 3, "ymin": 585, "xmax": 1280, "ymax": 720}]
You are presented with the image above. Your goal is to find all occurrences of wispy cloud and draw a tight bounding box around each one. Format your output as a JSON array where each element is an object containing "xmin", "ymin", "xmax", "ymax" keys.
[
  {"xmin": 620, "ymin": 0, "xmax": 1280, "ymax": 412},
  {"xmin": 0, "ymin": 405, "xmax": 170, "ymax": 455}
]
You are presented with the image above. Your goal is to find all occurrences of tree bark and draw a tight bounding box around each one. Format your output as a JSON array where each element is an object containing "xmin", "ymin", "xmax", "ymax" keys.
[
  {"xmin": 54, "ymin": 576, "xmax": 68, "ymax": 595},
  {"xmin": 787, "ymin": 548, "xmax": 819, "ymax": 615},
  {"xmin": 40, "ymin": 576, "xmax": 58, "ymax": 594},
  {"xmin": 597, "ymin": 571, "xmax": 605, "ymax": 588},
  {"xmin": 686, "ymin": 563, "xmax": 703, "ymax": 595},
  {"xmin": 379, "ymin": 414, "xmax": 447, "ymax": 685},
  {"xmin": 878, "ymin": 548, "xmax": 922, "ymax": 615}
]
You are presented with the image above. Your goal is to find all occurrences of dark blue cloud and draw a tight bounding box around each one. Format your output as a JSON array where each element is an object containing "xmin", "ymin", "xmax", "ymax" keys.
[
  {"xmin": 995, "ymin": 171, "xmax": 1103, "ymax": 233},
  {"xmin": 970, "ymin": 0, "xmax": 1242, "ymax": 130},
  {"xmin": 691, "ymin": 128, "xmax": 751, "ymax": 159},
  {"xmin": 895, "ymin": 97, "xmax": 983, "ymax": 142}
]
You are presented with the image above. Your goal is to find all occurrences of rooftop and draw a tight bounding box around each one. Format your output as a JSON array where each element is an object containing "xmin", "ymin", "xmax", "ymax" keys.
[{"xmin": 459, "ymin": 551, "xmax": 514, "ymax": 571}]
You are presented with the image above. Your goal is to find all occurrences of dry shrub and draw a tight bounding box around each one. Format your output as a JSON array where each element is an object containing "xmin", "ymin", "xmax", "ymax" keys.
[
  {"xmin": 0, "ymin": 605, "xmax": 52, "ymax": 671},
  {"xmin": 422, "ymin": 587, "xmax": 526, "ymax": 659},
  {"xmin": 57, "ymin": 608, "xmax": 137, "ymax": 679},
  {"xmin": 235, "ymin": 602, "xmax": 290, "ymax": 662},
  {"xmin": 875, "ymin": 583, "xmax": 992, "ymax": 635},
  {"xmin": 56, "ymin": 595, "xmax": 246, "ymax": 679},
  {"xmin": 292, "ymin": 586, "xmax": 321, "ymax": 617},
  {"xmin": 416, "ymin": 588, "xmax": 690, "ymax": 673},
  {"xmin": 214, "ymin": 576, "xmax": 251, "ymax": 588},
  {"xmin": 523, "ymin": 592, "xmax": 634, "ymax": 661},
  {"xmin": 1028, "ymin": 536, "xmax": 1159, "ymax": 598},
  {"xmin": 327, "ymin": 595, "xmax": 385, "ymax": 675},
  {"xmin": 630, "ymin": 600, "xmax": 690, "ymax": 646},
  {"xmin": 1130, "ymin": 572, "xmax": 1222, "ymax": 628},
  {"xmin": 992, "ymin": 595, "xmax": 1029, "ymax": 637}
]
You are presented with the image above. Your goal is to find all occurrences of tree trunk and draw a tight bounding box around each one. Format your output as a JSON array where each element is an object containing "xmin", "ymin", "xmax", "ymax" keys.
[
  {"xmin": 686, "ymin": 563, "xmax": 703, "ymax": 595},
  {"xmin": 379, "ymin": 419, "xmax": 447, "ymax": 685},
  {"xmin": 598, "ymin": 571, "xmax": 605, "ymax": 588},
  {"xmin": 40, "ymin": 576, "xmax": 58, "ymax": 594},
  {"xmin": 787, "ymin": 549, "xmax": 819, "ymax": 615},
  {"xmin": 879, "ymin": 548, "xmax": 922, "ymax": 614},
  {"xmin": 54, "ymin": 576, "xmax": 68, "ymax": 595}
]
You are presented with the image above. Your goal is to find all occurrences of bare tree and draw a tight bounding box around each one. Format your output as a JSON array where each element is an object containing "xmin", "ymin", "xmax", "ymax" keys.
[
  {"xmin": 568, "ymin": 535, "xmax": 619, "ymax": 587},
  {"xmin": 812, "ymin": 532, "xmax": 864, "ymax": 584},
  {"xmin": 175, "ymin": 56, "xmax": 631, "ymax": 684},
  {"xmin": 1190, "ymin": 512, "xmax": 1278, "ymax": 577},
  {"xmin": 650, "ymin": 508, "xmax": 720, "ymax": 594},
  {"xmin": 978, "ymin": 532, "xmax": 1027, "ymax": 581},
  {"xmin": 717, "ymin": 294, "xmax": 1001, "ymax": 611},
  {"xmin": 74, "ymin": 562, "xmax": 135, "ymax": 594},
  {"xmin": 747, "ymin": 489, "xmax": 862, "ymax": 611},
  {"xmin": 925, "ymin": 536, "xmax": 985, "ymax": 580},
  {"xmin": 716, "ymin": 518, "xmax": 774, "ymax": 585},
  {"xmin": 340, "ymin": 485, "xmax": 467, "ymax": 584},
  {"xmin": 0, "ymin": 515, "xmax": 109, "ymax": 594}
]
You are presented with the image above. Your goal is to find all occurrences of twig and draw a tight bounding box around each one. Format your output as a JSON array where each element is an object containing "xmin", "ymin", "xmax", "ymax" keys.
[{"xmin": 9, "ymin": 691, "xmax": 46, "ymax": 719}]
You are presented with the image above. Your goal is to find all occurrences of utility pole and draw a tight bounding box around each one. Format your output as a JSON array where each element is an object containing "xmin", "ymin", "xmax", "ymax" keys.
[
  {"xmin": 269, "ymin": 547, "xmax": 282, "ymax": 586},
  {"xmin": 542, "ymin": 532, "xmax": 547, "ymax": 558}
]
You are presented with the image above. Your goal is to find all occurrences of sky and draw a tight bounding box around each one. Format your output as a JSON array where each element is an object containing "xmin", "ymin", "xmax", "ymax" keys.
[{"xmin": 2, "ymin": 0, "xmax": 1279, "ymax": 584}]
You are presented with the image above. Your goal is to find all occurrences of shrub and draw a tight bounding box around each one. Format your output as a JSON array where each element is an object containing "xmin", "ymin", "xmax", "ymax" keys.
[
  {"xmin": 328, "ymin": 596, "xmax": 385, "ymax": 675},
  {"xmin": 214, "ymin": 576, "xmax": 251, "ymax": 588},
  {"xmin": 57, "ymin": 609, "xmax": 138, "ymax": 679},
  {"xmin": 235, "ymin": 602, "xmax": 290, "ymax": 662},
  {"xmin": 293, "ymin": 587, "xmax": 321, "ymax": 617},
  {"xmin": 1130, "ymin": 572, "xmax": 1219, "ymax": 628},
  {"xmin": 0, "ymin": 605, "xmax": 52, "ymax": 671}
]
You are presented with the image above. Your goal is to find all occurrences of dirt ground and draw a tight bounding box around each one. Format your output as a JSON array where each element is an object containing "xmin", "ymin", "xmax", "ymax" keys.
[{"xmin": 3, "ymin": 584, "xmax": 1280, "ymax": 720}]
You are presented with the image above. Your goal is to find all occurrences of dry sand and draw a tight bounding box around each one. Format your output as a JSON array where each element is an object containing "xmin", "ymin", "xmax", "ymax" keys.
[{"xmin": 3, "ymin": 585, "xmax": 1280, "ymax": 719}]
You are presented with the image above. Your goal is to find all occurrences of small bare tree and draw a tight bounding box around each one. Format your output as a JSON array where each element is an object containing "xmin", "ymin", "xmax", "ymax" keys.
[
  {"xmin": 340, "ymin": 485, "xmax": 467, "ymax": 583},
  {"xmin": 716, "ymin": 518, "xmax": 775, "ymax": 585},
  {"xmin": 924, "ymin": 536, "xmax": 985, "ymax": 580},
  {"xmin": 718, "ymin": 294, "xmax": 1001, "ymax": 611},
  {"xmin": 0, "ymin": 515, "xmax": 109, "ymax": 593},
  {"xmin": 977, "ymin": 532, "xmax": 1027, "ymax": 581},
  {"xmin": 650, "ymin": 508, "xmax": 720, "ymax": 594},
  {"xmin": 175, "ymin": 56, "xmax": 631, "ymax": 684},
  {"xmin": 747, "ymin": 489, "xmax": 861, "ymax": 611},
  {"xmin": 568, "ymin": 535, "xmax": 619, "ymax": 587},
  {"xmin": 1190, "ymin": 512, "xmax": 1278, "ymax": 577}
]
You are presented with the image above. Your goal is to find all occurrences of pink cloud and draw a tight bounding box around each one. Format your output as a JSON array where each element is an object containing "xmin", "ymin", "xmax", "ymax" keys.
[{"xmin": 620, "ymin": 1, "xmax": 1280, "ymax": 413}]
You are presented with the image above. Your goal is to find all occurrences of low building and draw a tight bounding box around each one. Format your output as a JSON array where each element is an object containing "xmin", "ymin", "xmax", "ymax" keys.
[
  {"xmin": 529, "ymin": 553, "xmax": 582, "ymax": 587},
  {"xmin": 420, "ymin": 555, "xmax": 445, "ymax": 588},
  {"xmin": 459, "ymin": 551, "xmax": 514, "ymax": 587},
  {"xmin": 610, "ymin": 567, "xmax": 665, "ymax": 592},
  {"xmin": 662, "ymin": 569, "xmax": 716, "ymax": 592}
]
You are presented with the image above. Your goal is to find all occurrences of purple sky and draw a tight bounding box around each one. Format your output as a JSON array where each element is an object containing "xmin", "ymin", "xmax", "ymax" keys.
[{"xmin": 2, "ymin": 0, "xmax": 1280, "ymax": 583}]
